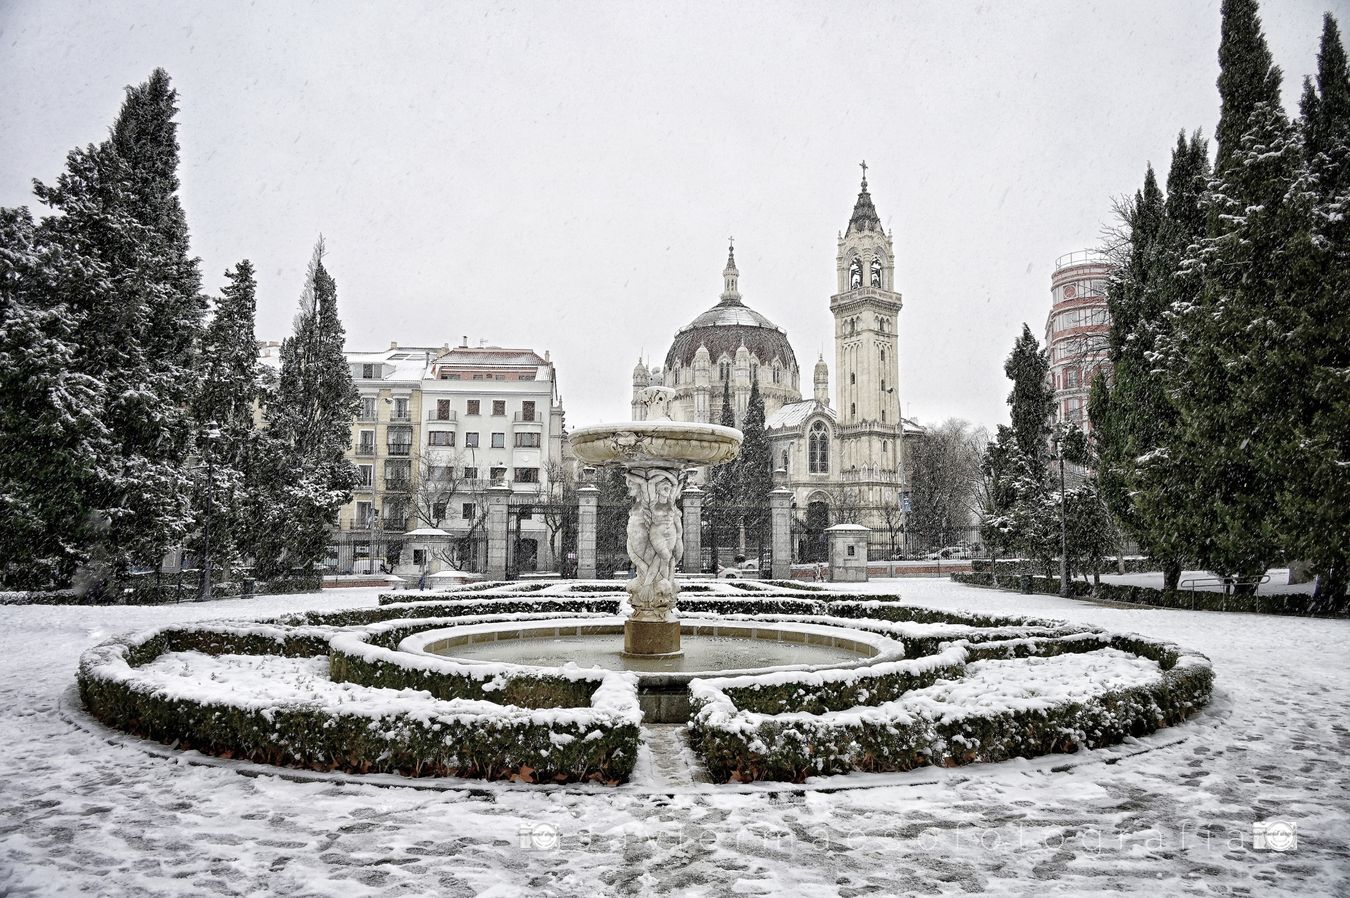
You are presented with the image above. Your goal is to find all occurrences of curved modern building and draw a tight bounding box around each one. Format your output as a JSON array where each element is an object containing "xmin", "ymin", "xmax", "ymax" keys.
[{"xmin": 1045, "ymin": 250, "xmax": 1112, "ymax": 432}]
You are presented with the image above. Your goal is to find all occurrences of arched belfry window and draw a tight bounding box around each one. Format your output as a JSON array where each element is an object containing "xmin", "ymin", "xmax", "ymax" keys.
[
  {"xmin": 849, "ymin": 258, "xmax": 862, "ymax": 289},
  {"xmin": 781, "ymin": 449, "xmax": 789, "ymax": 471},
  {"xmin": 871, "ymin": 258, "xmax": 883, "ymax": 287},
  {"xmin": 719, "ymin": 361, "xmax": 730, "ymax": 381},
  {"xmin": 808, "ymin": 422, "xmax": 829, "ymax": 474}
]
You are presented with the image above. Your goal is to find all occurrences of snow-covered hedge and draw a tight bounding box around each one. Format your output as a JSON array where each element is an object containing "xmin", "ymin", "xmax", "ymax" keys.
[
  {"xmin": 78, "ymin": 618, "xmax": 642, "ymax": 784},
  {"xmin": 688, "ymin": 633, "xmax": 1213, "ymax": 783}
]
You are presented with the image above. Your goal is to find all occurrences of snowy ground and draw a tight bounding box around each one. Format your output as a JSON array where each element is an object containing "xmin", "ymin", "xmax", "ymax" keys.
[{"xmin": 2, "ymin": 581, "xmax": 1348, "ymax": 897}]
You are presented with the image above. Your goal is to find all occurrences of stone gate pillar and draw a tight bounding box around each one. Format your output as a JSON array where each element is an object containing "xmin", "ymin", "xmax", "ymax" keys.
[
  {"xmin": 681, "ymin": 482, "xmax": 703, "ymax": 574},
  {"xmin": 576, "ymin": 483, "xmax": 599, "ymax": 580},
  {"xmin": 769, "ymin": 478, "xmax": 793, "ymax": 580},
  {"xmin": 826, "ymin": 524, "xmax": 870, "ymax": 582},
  {"xmin": 485, "ymin": 483, "xmax": 513, "ymax": 580}
]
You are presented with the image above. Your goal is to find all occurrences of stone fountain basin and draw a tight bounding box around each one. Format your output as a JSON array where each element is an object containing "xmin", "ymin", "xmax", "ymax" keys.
[
  {"xmin": 569, "ymin": 421, "xmax": 743, "ymax": 467},
  {"xmin": 400, "ymin": 617, "xmax": 906, "ymax": 722}
]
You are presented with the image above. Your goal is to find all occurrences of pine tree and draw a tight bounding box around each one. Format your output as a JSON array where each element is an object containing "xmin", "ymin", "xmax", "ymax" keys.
[
  {"xmin": 1289, "ymin": 15, "xmax": 1350, "ymax": 605},
  {"xmin": 1004, "ymin": 324, "xmax": 1053, "ymax": 471},
  {"xmin": 0, "ymin": 208, "xmax": 107, "ymax": 588},
  {"xmin": 189, "ymin": 261, "xmax": 261, "ymax": 571},
  {"xmin": 250, "ymin": 240, "xmax": 360, "ymax": 577},
  {"xmin": 1169, "ymin": 0, "xmax": 1310, "ymax": 591},
  {"xmin": 27, "ymin": 68, "xmax": 205, "ymax": 579},
  {"xmin": 735, "ymin": 378, "xmax": 773, "ymax": 552}
]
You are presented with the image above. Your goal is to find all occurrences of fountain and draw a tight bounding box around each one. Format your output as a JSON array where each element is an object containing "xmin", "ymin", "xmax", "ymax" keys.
[{"xmin": 568, "ymin": 386, "xmax": 742, "ymax": 656}]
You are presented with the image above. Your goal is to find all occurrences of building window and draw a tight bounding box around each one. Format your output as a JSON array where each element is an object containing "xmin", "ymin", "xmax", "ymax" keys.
[
  {"xmin": 491, "ymin": 432, "xmax": 505, "ymax": 448},
  {"xmin": 772, "ymin": 365, "xmax": 780, "ymax": 384},
  {"xmin": 360, "ymin": 396, "xmax": 377, "ymax": 420},
  {"xmin": 463, "ymin": 466, "xmax": 478, "ymax": 480},
  {"xmin": 849, "ymin": 258, "xmax": 862, "ymax": 289},
  {"xmin": 781, "ymin": 449, "xmax": 789, "ymax": 472},
  {"xmin": 392, "ymin": 397, "xmax": 409, "ymax": 421},
  {"xmin": 465, "ymin": 432, "xmax": 479, "ymax": 448},
  {"xmin": 515, "ymin": 467, "xmax": 539, "ymax": 483},
  {"xmin": 428, "ymin": 430, "xmax": 455, "ymax": 447},
  {"xmin": 357, "ymin": 430, "xmax": 375, "ymax": 454},
  {"xmin": 432, "ymin": 501, "xmax": 447, "ymax": 522},
  {"xmin": 882, "ymin": 409, "xmax": 887, "ymax": 423},
  {"xmin": 850, "ymin": 402, "xmax": 856, "ymax": 419},
  {"xmin": 749, "ymin": 363, "xmax": 758, "ymax": 383},
  {"xmin": 462, "ymin": 502, "xmax": 476, "ymax": 520},
  {"xmin": 435, "ymin": 399, "xmax": 452, "ymax": 420},
  {"xmin": 1066, "ymin": 368, "xmax": 1080, "ymax": 389},
  {"xmin": 356, "ymin": 501, "xmax": 372, "ymax": 528},
  {"xmin": 386, "ymin": 426, "xmax": 412, "ymax": 456},
  {"xmin": 809, "ymin": 423, "xmax": 829, "ymax": 473},
  {"xmin": 492, "ymin": 400, "xmax": 506, "ymax": 416},
  {"xmin": 358, "ymin": 465, "xmax": 373, "ymax": 487},
  {"xmin": 719, "ymin": 361, "xmax": 731, "ymax": 381},
  {"xmin": 850, "ymin": 372, "xmax": 856, "ymax": 385},
  {"xmin": 514, "ymin": 432, "xmax": 541, "ymax": 448},
  {"xmin": 871, "ymin": 258, "xmax": 882, "ymax": 287},
  {"xmin": 361, "ymin": 363, "xmax": 375, "ymax": 379},
  {"xmin": 880, "ymin": 349, "xmax": 885, "ymax": 364},
  {"xmin": 490, "ymin": 466, "xmax": 507, "ymax": 481},
  {"xmin": 467, "ymin": 400, "xmax": 480, "ymax": 415},
  {"xmin": 520, "ymin": 401, "xmax": 536, "ymax": 422},
  {"xmin": 412, "ymin": 548, "xmax": 426, "ymax": 566}
]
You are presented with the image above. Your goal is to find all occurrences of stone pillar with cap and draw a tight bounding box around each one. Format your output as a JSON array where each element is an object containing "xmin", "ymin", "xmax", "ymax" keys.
[
  {"xmin": 485, "ymin": 483, "xmax": 513, "ymax": 580},
  {"xmin": 769, "ymin": 467, "xmax": 792, "ymax": 579},
  {"xmin": 681, "ymin": 481, "xmax": 703, "ymax": 574},
  {"xmin": 576, "ymin": 479, "xmax": 599, "ymax": 580},
  {"xmin": 825, "ymin": 523, "xmax": 870, "ymax": 582}
]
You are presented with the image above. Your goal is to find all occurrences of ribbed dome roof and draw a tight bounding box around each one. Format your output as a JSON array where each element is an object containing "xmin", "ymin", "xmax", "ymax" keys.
[{"xmin": 665, "ymin": 300, "xmax": 798, "ymax": 371}]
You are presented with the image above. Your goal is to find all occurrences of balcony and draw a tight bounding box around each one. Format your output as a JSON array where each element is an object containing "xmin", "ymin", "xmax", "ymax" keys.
[
  {"xmin": 386, "ymin": 444, "xmax": 412, "ymax": 457},
  {"xmin": 355, "ymin": 444, "xmax": 376, "ymax": 457},
  {"xmin": 513, "ymin": 411, "xmax": 541, "ymax": 424},
  {"xmin": 384, "ymin": 478, "xmax": 411, "ymax": 493},
  {"xmin": 389, "ymin": 411, "xmax": 411, "ymax": 423},
  {"xmin": 427, "ymin": 410, "xmax": 458, "ymax": 422}
]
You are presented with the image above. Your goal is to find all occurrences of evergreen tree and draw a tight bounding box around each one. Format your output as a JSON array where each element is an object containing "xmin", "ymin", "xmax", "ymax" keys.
[
  {"xmin": 249, "ymin": 240, "xmax": 360, "ymax": 577},
  {"xmin": 1289, "ymin": 15, "xmax": 1350, "ymax": 605},
  {"xmin": 735, "ymin": 378, "xmax": 773, "ymax": 552},
  {"xmin": 704, "ymin": 378, "xmax": 739, "ymax": 570},
  {"xmin": 1168, "ymin": 0, "xmax": 1310, "ymax": 590},
  {"xmin": 1004, "ymin": 324, "xmax": 1053, "ymax": 470},
  {"xmin": 189, "ymin": 261, "xmax": 261, "ymax": 571},
  {"xmin": 0, "ymin": 208, "xmax": 107, "ymax": 588},
  {"xmin": 27, "ymin": 68, "xmax": 205, "ymax": 578}
]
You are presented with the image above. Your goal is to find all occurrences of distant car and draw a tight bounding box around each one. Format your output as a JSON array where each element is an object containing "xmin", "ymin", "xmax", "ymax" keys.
[
  {"xmin": 924, "ymin": 546, "xmax": 970, "ymax": 561},
  {"xmin": 718, "ymin": 559, "xmax": 759, "ymax": 579}
]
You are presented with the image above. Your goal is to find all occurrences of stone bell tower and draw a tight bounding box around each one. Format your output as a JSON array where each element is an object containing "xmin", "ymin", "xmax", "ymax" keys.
[{"xmin": 831, "ymin": 163, "xmax": 905, "ymax": 493}]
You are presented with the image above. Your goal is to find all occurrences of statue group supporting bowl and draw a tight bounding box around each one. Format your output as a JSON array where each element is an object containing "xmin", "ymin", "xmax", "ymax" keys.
[{"xmin": 569, "ymin": 388, "xmax": 743, "ymax": 656}]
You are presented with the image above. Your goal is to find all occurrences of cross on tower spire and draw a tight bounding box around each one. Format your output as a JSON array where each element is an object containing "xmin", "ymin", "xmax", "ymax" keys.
[{"xmin": 860, "ymin": 159, "xmax": 868, "ymax": 186}]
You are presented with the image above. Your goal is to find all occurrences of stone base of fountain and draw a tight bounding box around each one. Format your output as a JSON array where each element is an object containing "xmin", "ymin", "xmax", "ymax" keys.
[{"xmin": 623, "ymin": 619, "xmax": 682, "ymax": 657}]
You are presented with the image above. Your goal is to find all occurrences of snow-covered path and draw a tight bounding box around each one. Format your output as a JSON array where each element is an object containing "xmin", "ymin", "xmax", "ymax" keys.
[{"xmin": 1, "ymin": 581, "xmax": 1347, "ymax": 897}]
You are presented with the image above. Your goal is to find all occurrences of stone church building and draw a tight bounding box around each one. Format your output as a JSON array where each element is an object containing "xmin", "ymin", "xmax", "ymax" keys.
[{"xmin": 630, "ymin": 169, "xmax": 923, "ymax": 536}]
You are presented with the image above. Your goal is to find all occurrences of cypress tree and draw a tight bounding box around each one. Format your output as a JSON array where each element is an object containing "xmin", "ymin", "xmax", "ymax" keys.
[
  {"xmin": 189, "ymin": 261, "xmax": 261, "ymax": 571},
  {"xmin": 1004, "ymin": 324, "xmax": 1053, "ymax": 471},
  {"xmin": 1289, "ymin": 15, "xmax": 1350, "ymax": 605},
  {"xmin": 27, "ymin": 68, "xmax": 205, "ymax": 578},
  {"xmin": 704, "ymin": 378, "xmax": 739, "ymax": 571},
  {"xmin": 736, "ymin": 378, "xmax": 773, "ymax": 551},
  {"xmin": 1170, "ymin": 0, "xmax": 1310, "ymax": 590},
  {"xmin": 0, "ymin": 208, "xmax": 106, "ymax": 588},
  {"xmin": 253, "ymin": 240, "xmax": 360, "ymax": 576}
]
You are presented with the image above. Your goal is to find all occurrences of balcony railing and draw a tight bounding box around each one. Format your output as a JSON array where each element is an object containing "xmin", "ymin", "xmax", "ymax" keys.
[
  {"xmin": 390, "ymin": 411, "xmax": 411, "ymax": 422},
  {"xmin": 386, "ymin": 444, "xmax": 411, "ymax": 456},
  {"xmin": 355, "ymin": 445, "xmax": 376, "ymax": 457},
  {"xmin": 384, "ymin": 478, "xmax": 411, "ymax": 493},
  {"xmin": 1054, "ymin": 250, "xmax": 1111, "ymax": 272},
  {"xmin": 513, "ymin": 411, "xmax": 539, "ymax": 423},
  {"xmin": 428, "ymin": 409, "xmax": 458, "ymax": 422}
]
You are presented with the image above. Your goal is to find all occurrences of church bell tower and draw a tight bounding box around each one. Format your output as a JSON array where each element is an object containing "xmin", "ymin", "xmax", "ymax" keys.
[{"xmin": 832, "ymin": 163, "xmax": 905, "ymax": 488}]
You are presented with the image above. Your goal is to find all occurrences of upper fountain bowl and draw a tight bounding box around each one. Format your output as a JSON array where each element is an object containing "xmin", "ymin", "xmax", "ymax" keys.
[{"xmin": 569, "ymin": 421, "xmax": 742, "ymax": 467}]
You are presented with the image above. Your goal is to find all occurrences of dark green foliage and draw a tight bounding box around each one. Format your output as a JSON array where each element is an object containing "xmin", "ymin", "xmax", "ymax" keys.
[
  {"xmin": 1004, "ymin": 324, "xmax": 1054, "ymax": 468},
  {"xmin": 246, "ymin": 241, "xmax": 360, "ymax": 577},
  {"xmin": 19, "ymin": 69, "xmax": 206, "ymax": 579},
  {"xmin": 1215, "ymin": 0, "xmax": 1284, "ymax": 174}
]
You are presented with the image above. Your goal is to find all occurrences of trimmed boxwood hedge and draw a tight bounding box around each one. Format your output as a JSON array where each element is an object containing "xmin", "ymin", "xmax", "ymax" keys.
[
  {"xmin": 689, "ymin": 635, "xmax": 1213, "ymax": 783},
  {"xmin": 79, "ymin": 620, "xmax": 642, "ymax": 784}
]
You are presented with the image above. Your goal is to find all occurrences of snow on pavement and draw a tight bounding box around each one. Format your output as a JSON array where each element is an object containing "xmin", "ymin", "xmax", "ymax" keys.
[{"xmin": 1, "ymin": 581, "xmax": 1347, "ymax": 897}]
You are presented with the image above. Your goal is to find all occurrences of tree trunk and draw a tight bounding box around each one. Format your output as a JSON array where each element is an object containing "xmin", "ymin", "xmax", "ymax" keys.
[{"xmin": 1163, "ymin": 560, "xmax": 1182, "ymax": 592}]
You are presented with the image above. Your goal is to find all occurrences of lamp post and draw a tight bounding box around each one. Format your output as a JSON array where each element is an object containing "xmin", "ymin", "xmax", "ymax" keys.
[
  {"xmin": 197, "ymin": 425, "xmax": 220, "ymax": 602},
  {"xmin": 371, "ymin": 508, "xmax": 381, "ymax": 575},
  {"xmin": 1051, "ymin": 428, "xmax": 1070, "ymax": 598}
]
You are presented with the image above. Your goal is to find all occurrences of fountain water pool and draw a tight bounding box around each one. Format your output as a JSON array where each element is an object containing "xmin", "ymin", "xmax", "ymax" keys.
[{"xmin": 401, "ymin": 616, "xmax": 906, "ymax": 721}]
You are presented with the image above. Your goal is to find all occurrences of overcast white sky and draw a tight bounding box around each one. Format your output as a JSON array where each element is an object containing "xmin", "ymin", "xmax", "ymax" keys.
[{"xmin": 1, "ymin": 0, "xmax": 1342, "ymax": 430}]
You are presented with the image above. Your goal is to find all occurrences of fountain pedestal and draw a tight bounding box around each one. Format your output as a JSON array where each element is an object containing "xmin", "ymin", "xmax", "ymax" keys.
[
  {"xmin": 569, "ymin": 387, "xmax": 743, "ymax": 657},
  {"xmin": 624, "ymin": 619, "xmax": 682, "ymax": 657}
]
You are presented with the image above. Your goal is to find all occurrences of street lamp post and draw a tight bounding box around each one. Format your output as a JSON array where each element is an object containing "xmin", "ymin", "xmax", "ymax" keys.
[
  {"xmin": 197, "ymin": 426, "xmax": 219, "ymax": 603},
  {"xmin": 1052, "ymin": 429, "xmax": 1070, "ymax": 598},
  {"xmin": 371, "ymin": 508, "xmax": 381, "ymax": 575}
]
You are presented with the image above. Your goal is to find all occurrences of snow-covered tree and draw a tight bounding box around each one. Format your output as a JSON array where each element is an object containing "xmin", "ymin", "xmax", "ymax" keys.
[
  {"xmin": 1166, "ymin": 0, "xmax": 1310, "ymax": 592},
  {"xmin": 25, "ymin": 68, "xmax": 206, "ymax": 579},
  {"xmin": 0, "ymin": 208, "xmax": 107, "ymax": 588},
  {"xmin": 908, "ymin": 418, "xmax": 983, "ymax": 548},
  {"xmin": 1004, "ymin": 324, "xmax": 1054, "ymax": 471},
  {"xmin": 246, "ymin": 240, "xmax": 359, "ymax": 577}
]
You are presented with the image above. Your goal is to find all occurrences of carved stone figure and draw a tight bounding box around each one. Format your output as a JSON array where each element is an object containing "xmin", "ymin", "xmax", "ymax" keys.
[{"xmin": 624, "ymin": 466, "xmax": 684, "ymax": 621}]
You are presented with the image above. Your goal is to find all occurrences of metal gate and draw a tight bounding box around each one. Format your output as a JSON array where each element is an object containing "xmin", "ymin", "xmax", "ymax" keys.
[
  {"xmin": 703, "ymin": 502, "xmax": 771, "ymax": 575},
  {"xmin": 505, "ymin": 498, "xmax": 577, "ymax": 580}
]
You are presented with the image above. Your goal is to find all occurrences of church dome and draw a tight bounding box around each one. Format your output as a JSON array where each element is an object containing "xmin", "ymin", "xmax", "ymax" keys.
[{"xmin": 664, "ymin": 243, "xmax": 798, "ymax": 372}]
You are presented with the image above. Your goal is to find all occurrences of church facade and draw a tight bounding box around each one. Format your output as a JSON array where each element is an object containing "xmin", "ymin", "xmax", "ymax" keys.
[{"xmin": 630, "ymin": 169, "xmax": 923, "ymax": 540}]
